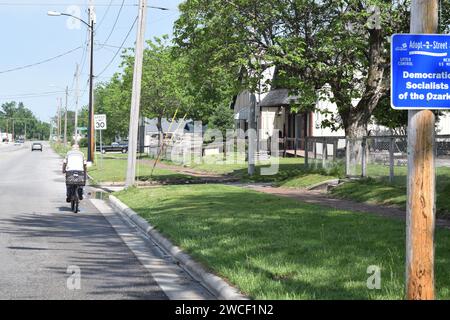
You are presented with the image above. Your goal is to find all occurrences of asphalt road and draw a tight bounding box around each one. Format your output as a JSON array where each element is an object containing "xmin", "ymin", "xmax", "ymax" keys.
[{"xmin": 0, "ymin": 142, "xmax": 181, "ymax": 300}]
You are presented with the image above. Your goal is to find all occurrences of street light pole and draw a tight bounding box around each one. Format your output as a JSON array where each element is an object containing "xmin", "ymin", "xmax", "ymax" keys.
[
  {"xmin": 87, "ymin": 6, "xmax": 95, "ymax": 163},
  {"xmin": 47, "ymin": 7, "xmax": 95, "ymax": 160},
  {"xmin": 74, "ymin": 63, "xmax": 80, "ymax": 143},
  {"xmin": 58, "ymin": 97, "xmax": 62, "ymax": 142}
]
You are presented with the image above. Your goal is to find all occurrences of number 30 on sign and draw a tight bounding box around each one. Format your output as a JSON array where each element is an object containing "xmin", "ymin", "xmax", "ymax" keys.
[{"xmin": 94, "ymin": 114, "xmax": 107, "ymax": 130}]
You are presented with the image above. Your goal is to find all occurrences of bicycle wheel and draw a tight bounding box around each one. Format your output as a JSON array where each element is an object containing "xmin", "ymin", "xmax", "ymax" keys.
[{"xmin": 71, "ymin": 186, "xmax": 79, "ymax": 213}]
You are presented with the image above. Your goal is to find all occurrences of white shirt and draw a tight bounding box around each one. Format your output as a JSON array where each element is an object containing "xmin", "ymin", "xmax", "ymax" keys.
[{"xmin": 64, "ymin": 150, "xmax": 85, "ymax": 172}]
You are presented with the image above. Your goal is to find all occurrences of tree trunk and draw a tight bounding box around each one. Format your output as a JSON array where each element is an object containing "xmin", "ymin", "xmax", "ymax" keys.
[
  {"xmin": 156, "ymin": 116, "xmax": 164, "ymax": 150},
  {"xmin": 345, "ymin": 119, "xmax": 367, "ymax": 177},
  {"xmin": 332, "ymin": 26, "xmax": 386, "ymax": 177}
]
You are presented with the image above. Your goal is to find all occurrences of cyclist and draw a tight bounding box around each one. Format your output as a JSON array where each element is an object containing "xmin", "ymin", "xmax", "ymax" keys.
[{"xmin": 62, "ymin": 144, "xmax": 87, "ymax": 203}]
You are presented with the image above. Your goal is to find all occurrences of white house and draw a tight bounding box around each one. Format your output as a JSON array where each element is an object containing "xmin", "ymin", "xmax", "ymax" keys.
[
  {"xmin": 232, "ymin": 66, "xmax": 450, "ymax": 158},
  {"xmin": 232, "ymin": 66, "xmax": 346, "ymax": 157}
]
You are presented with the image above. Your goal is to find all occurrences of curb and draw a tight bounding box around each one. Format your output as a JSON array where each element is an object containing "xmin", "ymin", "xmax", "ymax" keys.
[{"xmin": 108, "ymin": 195, "xmax": 248, "ymax": 301}]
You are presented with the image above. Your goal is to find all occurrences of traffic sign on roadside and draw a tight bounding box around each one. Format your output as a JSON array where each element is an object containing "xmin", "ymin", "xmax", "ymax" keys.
[
  {"xmin": 391, "ymin": 34, "xmax": 450, "ymax": 109},
  {"xmin": 94, "ymin": 114, "xmax": 107, "ymax": 130}
]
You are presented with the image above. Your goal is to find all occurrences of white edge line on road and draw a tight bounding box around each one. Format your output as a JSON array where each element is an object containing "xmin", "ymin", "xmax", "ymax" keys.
[{"xmin": 90, "ymin": 198, "xmax": 215, "ymax": 300}]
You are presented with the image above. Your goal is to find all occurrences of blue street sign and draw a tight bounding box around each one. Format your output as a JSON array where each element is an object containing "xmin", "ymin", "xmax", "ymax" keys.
[{"xmin": 391, "ymin": 34, "xmax": 450, "ymax": 109}]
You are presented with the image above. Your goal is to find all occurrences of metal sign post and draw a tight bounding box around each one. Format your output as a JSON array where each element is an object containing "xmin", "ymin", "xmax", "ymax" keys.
[{"xmin": 94, "ymin": 114, "xmax": 107, "ymax": 172}]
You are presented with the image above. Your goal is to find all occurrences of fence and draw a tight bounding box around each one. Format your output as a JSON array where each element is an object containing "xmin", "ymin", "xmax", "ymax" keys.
[
  {"xmin": 282, "ymin": 136, "xmax": 347, "ymax": 168},
  {"xmin": 282, "ymin": 135, "xmax": 450, "ymax": 183},
  {"xmin": 139, "ymin": 133, "xmax": 450, "ymax": 183},
  {"xmin": 346, "ymin": 136, "xmax": 407, "ymax": 183}
]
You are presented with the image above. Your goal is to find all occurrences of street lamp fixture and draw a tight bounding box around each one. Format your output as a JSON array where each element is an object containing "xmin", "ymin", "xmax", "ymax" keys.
[
  {"xmin": 47, "ymin": 11, "xmax": 92, "ymax": 28},
  {"xmin": 47, "ymin": 11, "xmax": 62, "ymax": 16},
  {"xmin": 48, "ymin": 9, "xmax": 95, "ymax": 163}
]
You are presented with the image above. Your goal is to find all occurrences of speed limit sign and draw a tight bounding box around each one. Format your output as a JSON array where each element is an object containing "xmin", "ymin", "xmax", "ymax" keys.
[{"xmin": 94, "ymin": 114, "xmax": 107, "ymax": 130}]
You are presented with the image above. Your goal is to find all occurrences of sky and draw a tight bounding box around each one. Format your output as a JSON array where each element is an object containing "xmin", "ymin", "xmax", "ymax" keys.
[{"xmin": 0, "ymin": 0, "xmax": 182, "ymax": 122}]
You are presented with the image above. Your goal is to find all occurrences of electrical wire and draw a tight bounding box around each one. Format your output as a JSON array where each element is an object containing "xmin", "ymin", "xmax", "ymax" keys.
[
  {"xmin": 0, "ymin": 3, "xmax": 175, "ymax": 10},
  {"xmin": 78, "ymin": 29, "xmax": 91, "ymax": 78},
  {"xmin": 0, "ymin": 46, "xmax": 82, "ymax": 75},
  {"xmin": 0, "ymin": 91, "xmax": 66, "ymax": 99},
  {"xmin": 96, "ymin": 15, "xmax": 138, "ymax": 78},
  {"xmin": 70, "ymin": 28, "xmax": 90, "ymax": 103},
  {"xmin": 0, "ymin": 2, "xmax": 131, "ymax": 7},
  {"xmin": 98, "ymin": 0, "xmax": 125, "ymax": 50},
  {"xmin": 94, "ymin": 0, "xmax": 114, "ymax": 32}
]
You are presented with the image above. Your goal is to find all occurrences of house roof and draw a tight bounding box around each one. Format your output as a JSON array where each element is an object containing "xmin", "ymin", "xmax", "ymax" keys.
[
  {"xmin": 144, "ymin": 118, "xmax": 189, "ymax": 133},
  {"xmin": 234, "ymin": 107, "xmax": 249, "ymax": 120},
  {"xmin": 260, "ymin": 89, "xmax": 299, "ymax": 107},
  {"xmin": 144, "ymin": 118, "xmax": 208, "ymax": 134}
]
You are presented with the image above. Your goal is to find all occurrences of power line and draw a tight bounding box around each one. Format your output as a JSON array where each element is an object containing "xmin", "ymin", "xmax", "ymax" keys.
[
  {"xmin": 0, "ymin": 90, "xmax": 65, "ymax": 96},
  {"xmin": 78, "ymin": 30, "xmax": 90, "ymax": 81},
  {"xmin": 71, "ymin": 29, "xmax": 90, "ymax": 98},
  {"xmin": 0, "ymin": 91, "xmax": 65, "ymax": 99},
  {"xmin": 0, "ymin": 46, "xmax": 82, "ymax": 75},
  {"xmin": 0, "ymin": 3, "xmax": 176, "ymax": 10},
  {"xmin": 96, "ymin": 15, "xmax": 138, "ymax": 78},
  {"xmin": 95, "ymin": 43, "xmax": 123, "ymax": 49},
  {"xmin": 0, "ymin": 2, "xmax": 129, "ymax": 7},
  {"xmin": 95, "ymin": 0, "xmax": 114, "ymax": 32},
  {"xmin": 77, "ymin": 79, "xmax": 91, "ymax": 102},
  {"xmin": 98, "ymin": 0, "xmax": 125, "ymax": 50},
  {"xmin": 0, "ymin": 89, "xmax": 89, "ymax": 99}
]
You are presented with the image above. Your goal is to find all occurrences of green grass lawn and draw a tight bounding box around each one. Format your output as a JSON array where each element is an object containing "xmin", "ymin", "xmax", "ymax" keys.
[
  {"xmin": 50, "ymin": 142, "xmax": 73, "ymax": 157},
  {"xmin": 86, "ymin": 151, "xmax": 338, "ymax": 188},
  {"xmin": 50, "ymin": 143, "xmax": 195, "ymax": 184},
  {"xmin": 51, "ymin": 142, "xmax": 88, "ymax": 158},
  {"xmin": 332, "ymin": 166, "xmax": 450, "ymax": 217},
  {"xmin": 163, "ymin": 155, "xmax": 340, "ymax": 187},
  {"xmin": 88, "ymin": 158, "xmax": 195, "ymax": 184},
  {"xmin": 115, "ymin": 184, "xmax": 450, "ymax": 300}
]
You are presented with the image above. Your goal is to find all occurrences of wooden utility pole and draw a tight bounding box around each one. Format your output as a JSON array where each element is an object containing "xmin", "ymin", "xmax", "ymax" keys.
[
  {"xmin": 58, "ymin": 97, "xmax": 62, "ymax": 142},
  {"xmin": 125, "ymin": 0, "xmax": 148, "ymax": 187},
  {"xmin": 64, "ymin": 85, "xmax": 68, "ymax": 147},
  {"xmin": 406, "ymin": 0, "xmax": 438, "ymax": 300},
  {"xmin": 74, "ymin": 63, "xmax": 80, "ymax": 142}
]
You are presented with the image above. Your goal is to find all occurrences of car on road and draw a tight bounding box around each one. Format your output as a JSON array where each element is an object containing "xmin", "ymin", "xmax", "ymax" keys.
[
  {"xmin": 96, "ymin": 142, "xmax": 128, "ymax": 154},
  {"xmin": 31, "ymin": 142, "xmax": 43, "ymax": 152}
]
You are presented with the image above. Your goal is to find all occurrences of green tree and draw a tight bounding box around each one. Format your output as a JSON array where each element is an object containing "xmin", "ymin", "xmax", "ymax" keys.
[
  {"xmin": 94, "ymin": 74, "xmax": 131, "ymax": 143},
  {"xmin": 121, "ymin": 37, "xmax": 192, "ymax": 141},
  {"xmin": 207, "ymin": 104, "xmax": 235, "ymax": 137},
  {"xmin": 1, "ymin": 101, "xmax": 50, "ymax": 140},
  {"xmin": 173, "ymin": 0, "xmax": 411, "ymax": 140}
]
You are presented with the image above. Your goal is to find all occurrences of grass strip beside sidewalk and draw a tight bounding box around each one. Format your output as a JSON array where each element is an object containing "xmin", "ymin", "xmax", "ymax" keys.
[
  {"xmin": 88, "ymin": 158, "xmax": 195, "ymax": 184},
  {"xmin": 331, "ymin": 172, "xmax": 450, "ymax": 217},
  {"xmin": 115, "ymin": 184, "xmax": 450, "ymax": 300}
]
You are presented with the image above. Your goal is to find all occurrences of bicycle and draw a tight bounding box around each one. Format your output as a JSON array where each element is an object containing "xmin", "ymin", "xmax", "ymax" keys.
[
  {"xmin": 66, "ymin": 171, "xmax": 86, "ymax": 213},
  {"xmin": 69, "ymin": 185, "xmax": 81, "ymax": 213}
]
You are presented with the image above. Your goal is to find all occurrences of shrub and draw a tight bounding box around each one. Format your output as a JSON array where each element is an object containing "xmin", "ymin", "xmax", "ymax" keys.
[{"xmin": 79, "ymin": 137, "xmax": 88, "ymax": 148}]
